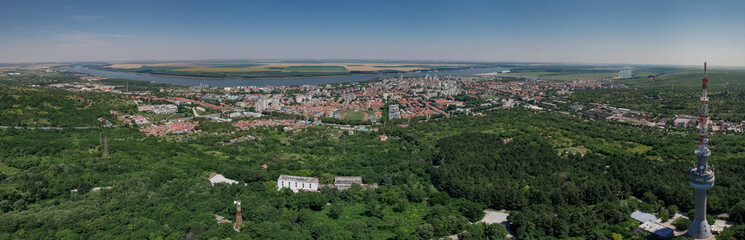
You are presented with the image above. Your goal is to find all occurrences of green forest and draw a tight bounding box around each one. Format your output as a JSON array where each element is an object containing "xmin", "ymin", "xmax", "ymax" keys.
[
  {"xmin": 2, "ymin": 80, "xmax": 745, "ymax": 239},
  {"xmin": 569, "ymin": 89, "xmax": 745, "ymax": 121}
]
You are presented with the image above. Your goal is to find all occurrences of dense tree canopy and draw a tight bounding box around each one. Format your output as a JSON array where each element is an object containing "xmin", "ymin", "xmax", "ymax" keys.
[{"xmin": 1, "ymin": 82, "xmax": 744, "ymax": 239}]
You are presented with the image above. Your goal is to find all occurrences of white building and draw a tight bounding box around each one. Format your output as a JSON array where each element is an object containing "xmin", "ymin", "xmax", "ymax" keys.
[
  {"xmin": 277, "ymin": 175, "xmax": 319, "ymax": 192},
  {"xmin": 333, "ymin": 176, "xmax": 363, "ymax": 191}
]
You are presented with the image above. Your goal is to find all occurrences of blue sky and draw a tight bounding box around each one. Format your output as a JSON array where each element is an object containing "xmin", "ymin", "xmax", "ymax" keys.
[{"xmin": 1, "ymin": 0, "xmax": 744, "ymax": 66}]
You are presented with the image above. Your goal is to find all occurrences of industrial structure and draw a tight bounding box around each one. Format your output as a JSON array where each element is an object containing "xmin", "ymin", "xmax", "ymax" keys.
[
  {"xmin": 687, "ymin": 62, "xmax": 716, "ymax": 239},
  {"xmin": 234, "ymin": 201, "xmax": 242, "ymax": 232}
]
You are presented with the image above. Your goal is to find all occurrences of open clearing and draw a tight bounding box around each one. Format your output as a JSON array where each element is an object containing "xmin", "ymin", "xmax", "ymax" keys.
[{"xmin": 479, "ymin": 210, "xmax": 515, "ymax": 238}]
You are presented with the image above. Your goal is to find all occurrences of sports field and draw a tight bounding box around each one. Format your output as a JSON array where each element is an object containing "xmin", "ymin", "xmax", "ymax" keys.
[{"xmin": 338, "ymin": 110, "xmax": 377, "ymax": 121}]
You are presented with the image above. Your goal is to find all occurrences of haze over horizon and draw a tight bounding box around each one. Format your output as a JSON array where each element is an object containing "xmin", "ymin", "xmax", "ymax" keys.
[{"xmin": 2, "ymin": 0, "xmax": 744, "ymax": 66}]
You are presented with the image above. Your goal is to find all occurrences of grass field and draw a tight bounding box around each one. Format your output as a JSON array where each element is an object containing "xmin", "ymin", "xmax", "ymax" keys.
[
  {"xmin": 338, "ymin": 110, "xmax": 376, "ymax": 121},
  {"xmin": 628, "ymin": 144, "xmax": 653, "ymax": 154},
  {"xmin": 559, "ymin": 146, "xmax": 590, "ymax": 155}
]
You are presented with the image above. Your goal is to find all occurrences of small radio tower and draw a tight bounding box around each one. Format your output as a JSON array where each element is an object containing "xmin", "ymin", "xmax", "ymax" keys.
[
  {"xmin": 233, "ymin": 201, "xmax": 242, "ymax": 232},
  {"xmin": 103, "ymin": 136, "xmax": 109, "ymax": 157},
  {"xmin": 687, "ymin": 62, "xmax": 715, "ymax": 239}
]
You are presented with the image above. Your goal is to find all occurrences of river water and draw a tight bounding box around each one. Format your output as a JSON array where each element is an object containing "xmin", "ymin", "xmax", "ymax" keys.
[
  {"xmin": 618, "ymin": 67, "xmax": 633, "ymax": 78},
  {"xmin": 63, "ymin": 66, "xmax": 509, "ymax": 87}
]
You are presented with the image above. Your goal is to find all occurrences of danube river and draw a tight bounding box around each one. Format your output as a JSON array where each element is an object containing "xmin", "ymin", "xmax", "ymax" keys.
[
  {"xmin": 63, "ymin": 66, "xmax": 509, "ymax": 87},
  {"xmin": 618, "ymin": 67, "xmax": 633, "ymax": 78}
]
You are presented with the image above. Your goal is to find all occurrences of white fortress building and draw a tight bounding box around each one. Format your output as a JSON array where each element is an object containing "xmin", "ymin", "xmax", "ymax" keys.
[
  {"xmin": 277, "ymin": 175, "xmax": 319, "ymax": 192},
  {"xmin": 277, "ymin": 175, "xmax": 378, "ymax": 192}
]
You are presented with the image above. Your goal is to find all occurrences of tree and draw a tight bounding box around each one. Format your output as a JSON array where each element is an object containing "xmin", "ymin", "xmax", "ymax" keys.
[
  {"xmin": 458, "ymin": 231, "xmax": 475, "ymax": 240},
  {"xmin": 454, "ymin": 198, "xmax": 485, "ymax": 222},
  {"xmin": 672, "ymin": 217, "xmax": 691, "ymax": 231},
  {"xmin": 484, "ymin": 223, "xmax": 508, "ymax": 240},
  {"xmin": 346, "ymin": 220, "xmax": 368, "ymax": 239},
  {"xmin": 429, "ymin": 192, "xmax": 450, "ymax": 206},
  {"xmin": 380, "ymin": 174, "xmax": 392, "ymax": 186},
  {"xmin": 54, "ymin": 229, "xmax": 80, "ymax": 240},
  {"xmin": 328, "ymin": 204, "xmax": 343, "ymax": 220},
  {"xmin": 658, "ymin": 208, "xmax": 670, "ymax": 222},
  {"xmin": 668, "ymin": 205, "xmax": 678, "ymax": 215},
  {"xmin": 295, "ymin": 191, "xmax": 326, "ymax": 211},
  {"xmin": 320, "ymin": 173, "xmax": 334, "ymax": 184},
  {"xmin": 415, "ymin": 223, "xmax": 434, "ymax": 240},
  {"xmin": 311, "ymin": 224, "xmax": 333, "ymax": 239},
  {"xmin": 730, "ymin": 200, "xmax": 745, "ymax": 224},
  {"xmin": 717, "ymin": 224, "xmax": 745, "ymax": 240}
]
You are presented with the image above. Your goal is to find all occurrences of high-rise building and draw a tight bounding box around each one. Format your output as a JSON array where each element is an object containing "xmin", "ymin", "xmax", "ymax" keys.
[{"xmin": 687, "ymin": 62, "xmax": 715, "ymax": 239}]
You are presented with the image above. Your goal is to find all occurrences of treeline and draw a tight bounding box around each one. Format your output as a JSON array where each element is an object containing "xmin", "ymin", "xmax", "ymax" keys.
[{"xmin": 320, "ymin": 117, "xmax": 371, "ymax": 126}]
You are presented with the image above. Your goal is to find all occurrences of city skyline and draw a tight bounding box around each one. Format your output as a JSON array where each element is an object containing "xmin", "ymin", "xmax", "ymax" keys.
[{"xmin": 2, "ymin": 0, "xmax": 745, "ymax": 66}]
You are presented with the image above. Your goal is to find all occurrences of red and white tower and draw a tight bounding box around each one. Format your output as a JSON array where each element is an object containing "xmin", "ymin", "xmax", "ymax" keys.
[
  {"xmin": 234, "ymin": 201, "xmax": 242, "ymax": 232},
  {"xmin": 687, "ymin": 62, "xmax": 715, "ymax": 239}
]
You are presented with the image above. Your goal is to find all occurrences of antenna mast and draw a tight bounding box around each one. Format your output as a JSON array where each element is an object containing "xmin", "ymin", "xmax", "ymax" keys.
[{"xmin": 687, "ymin": 62, "xmax": 715, "ymax": 239}]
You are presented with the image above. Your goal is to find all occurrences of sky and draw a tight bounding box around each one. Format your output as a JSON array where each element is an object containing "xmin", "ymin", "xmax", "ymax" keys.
[{"xmin": 1, "ymin": 0, "xmax": 744, "ymax": 66}]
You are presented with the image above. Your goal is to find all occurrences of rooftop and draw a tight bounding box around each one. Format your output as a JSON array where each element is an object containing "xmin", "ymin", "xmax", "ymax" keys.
[
  {"xmin": 638, "ymin": 221, "xmax": 673, "ymax": 238},
  {"xmin": 334, "ymin": 176, "xmax": 363, "ymax": 185},
  {"xmin": 278, "ymin": 174, "xmax": 319, "ymax": 183},
  {"xmin": 208, "ymin": 172, "xmax": 239, "ymax": 186},
  {"xmin": 631, "ymin": 210, "xmax": 660, "ymax": 223}
]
